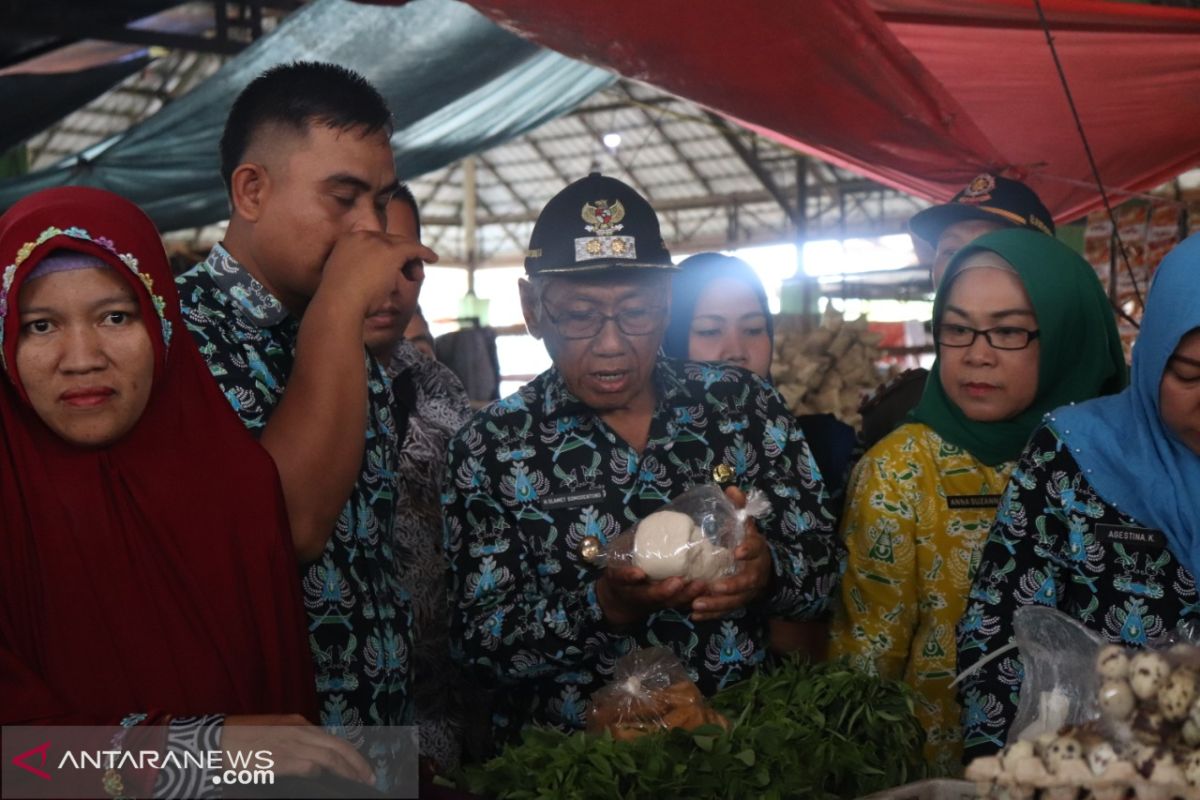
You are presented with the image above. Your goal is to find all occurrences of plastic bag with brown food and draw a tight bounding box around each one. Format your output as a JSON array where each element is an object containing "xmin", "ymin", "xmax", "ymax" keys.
[{"xmin": 585, "ymin": 647, "xmax": 731, "ymax": 741}]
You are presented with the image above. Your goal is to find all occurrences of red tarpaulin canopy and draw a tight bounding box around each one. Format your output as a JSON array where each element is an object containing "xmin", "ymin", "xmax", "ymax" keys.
[{"xmin": 463, "ymin": 0, "xmax": 1200, "ymax": 222}]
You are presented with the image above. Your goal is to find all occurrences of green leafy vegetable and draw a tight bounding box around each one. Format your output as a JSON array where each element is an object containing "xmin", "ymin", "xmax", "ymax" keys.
[{"xmin": 457, "ymin": 658, "xmax": 927, "ymax": 799}]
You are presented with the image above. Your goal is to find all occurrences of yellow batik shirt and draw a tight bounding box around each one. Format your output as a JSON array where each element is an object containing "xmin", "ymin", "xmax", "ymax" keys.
[{"xmin": 829, "ymin": 423, "xmax": 1015, "ymax": 775}]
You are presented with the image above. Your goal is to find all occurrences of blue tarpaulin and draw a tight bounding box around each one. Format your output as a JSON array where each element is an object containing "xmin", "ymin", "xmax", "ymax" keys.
[
  {"xmin": 0, "ymin": 0, "xmax": 615, "ymax": 231},
  {"xmin": 0, "ymin": 55, "xmax": 153, "ymax": 156}
]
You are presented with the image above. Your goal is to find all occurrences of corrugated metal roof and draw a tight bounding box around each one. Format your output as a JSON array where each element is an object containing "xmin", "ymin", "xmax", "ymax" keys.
[{"xmin": 27, "ymin": 8, "xmax": 1200, "ymax": 268}]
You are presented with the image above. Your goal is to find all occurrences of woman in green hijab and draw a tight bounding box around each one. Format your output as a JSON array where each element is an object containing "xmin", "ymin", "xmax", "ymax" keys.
[{"xmin": 829, "ymin": 228, "xmax": 1126, "ymax": 774}]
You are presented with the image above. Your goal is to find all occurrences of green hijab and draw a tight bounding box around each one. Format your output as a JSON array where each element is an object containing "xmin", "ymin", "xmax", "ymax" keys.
[{"xmin": 910, "ymin": 228, "xmax": 1127, "ymax": 466}]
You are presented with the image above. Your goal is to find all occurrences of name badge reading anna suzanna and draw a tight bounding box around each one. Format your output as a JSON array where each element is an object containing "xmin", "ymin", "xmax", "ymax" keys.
[
  {"xmin": 1096, "ymin": 524, "xmax": 1168, "ymax": 550},
  {"xmin": 946, "ymin": 494, "xmax": 1002, "ymax": 510}
]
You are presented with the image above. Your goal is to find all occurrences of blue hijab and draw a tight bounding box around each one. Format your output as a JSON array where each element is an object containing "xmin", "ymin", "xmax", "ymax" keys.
[{"xmin": 1051, "ymin": 232, "xmax": 1200, "ymax": 578}]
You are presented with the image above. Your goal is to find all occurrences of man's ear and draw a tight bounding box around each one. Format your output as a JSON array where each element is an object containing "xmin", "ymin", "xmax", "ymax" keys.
[
  {"xmin": 519, "ymin": 278, "xmax": 543, "ymax": 340},
  {"xmin": 229, "ymin": 162, "xmax": 269, "ymax": 224}
]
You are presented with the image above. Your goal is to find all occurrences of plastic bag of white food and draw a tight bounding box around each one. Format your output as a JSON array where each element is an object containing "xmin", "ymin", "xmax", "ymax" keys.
[
  {"xmin": 1005, "ymin": 606, "xmax": 1106, "ymax": 744},
  {"xmin": 599, "ymin": 484, "xmax": 770, "ymax": 582},
  {"xmin": 998, "ymin": 608, "xmax": 1200, "ymax": 747}
]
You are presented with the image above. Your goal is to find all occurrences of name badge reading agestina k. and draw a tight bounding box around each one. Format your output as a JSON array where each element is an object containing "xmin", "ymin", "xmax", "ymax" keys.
[{"xmin": 1096, "ymin": 524, "xmax": 1167, "ymax": 550}]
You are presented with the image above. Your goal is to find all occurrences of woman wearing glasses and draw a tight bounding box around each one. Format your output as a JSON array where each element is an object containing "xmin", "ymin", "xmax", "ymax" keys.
[
  {"xmin": 957, "ymin": 233, "xmax": 1200, "ymax": 764},
  {"xmin": 829, "ymin": 228, "xmax": 1127, "ymax": 774}
]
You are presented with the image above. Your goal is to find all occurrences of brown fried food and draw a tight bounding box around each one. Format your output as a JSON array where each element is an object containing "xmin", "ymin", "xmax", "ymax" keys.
[
  {"xmin": 662, "ymin": 705, "xmax": 706, "ymax": 730},
  {"xmin": 662, "ymin": 681, "xmax": 704, "ymax": 706}
]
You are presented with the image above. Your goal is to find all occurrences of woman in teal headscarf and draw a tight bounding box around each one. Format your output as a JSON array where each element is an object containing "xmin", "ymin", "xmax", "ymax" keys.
[
  {"xmin": 831, "ymin": 228, "xmax": 1126, "ymax": 773},
  {"xmin": 957, "ymin": 232, "xmax": 1200, "ymax": 763}
]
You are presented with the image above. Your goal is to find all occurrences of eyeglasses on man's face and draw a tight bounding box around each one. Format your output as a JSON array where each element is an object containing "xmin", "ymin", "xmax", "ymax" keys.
[
  {"xmin": 935, "ymin": 323, "xmax": 1041, "ymax": 351},
  {"xmin": 541, "ymin": 304, "xmax": 666, "ymax": 340}
]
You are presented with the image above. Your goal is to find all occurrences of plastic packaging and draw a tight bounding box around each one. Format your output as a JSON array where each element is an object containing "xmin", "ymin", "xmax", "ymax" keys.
[
  {"xmin": 964, "ymin": 608, "xmax": 1200, "ymax": 798},
  {"xmin": 1008, "ymin": 606, "xmax": 1106, "ymax": 744},
  {"xmin": 585, "ymin": 647, "xmax": 731, "ymax": 741},
  {"xmin": 599, "ymin": 484, "xmax": 770, "ymax": 582}
]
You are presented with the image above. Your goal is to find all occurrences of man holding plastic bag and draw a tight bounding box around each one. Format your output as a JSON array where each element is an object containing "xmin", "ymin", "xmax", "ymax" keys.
[{"xmin": 443, "ymin": 173, "xmax": 843, "ymax": 743}]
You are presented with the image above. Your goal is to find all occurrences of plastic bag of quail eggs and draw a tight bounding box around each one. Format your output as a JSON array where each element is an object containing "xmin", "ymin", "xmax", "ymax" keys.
[
  {"xmin": 1009, "ymin": 606, "xmax": 1106, "ymax": 746},
  {"xmin": 966, "ymin": 614, "xmax": 1200, "ymax": 797},
  {"xmin": 1095, "ymin": 631, "xmax": 1200, "ymax": 748},
  {"xmin": 597, "ymin": 484, "xmax": 770, "ymax": 582},
  {"xmin": 1008, "ymin": 608, "xmax": 1200, "ymax": 746}
]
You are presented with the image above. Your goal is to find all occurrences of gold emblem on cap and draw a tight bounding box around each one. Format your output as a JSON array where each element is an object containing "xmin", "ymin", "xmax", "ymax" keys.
[
  {"xmin": 581, "ymin": 200, "xmax": 626, "ymax": 237},
  {"xmin": 580, "ymin": 536, "xmax": 602, "ymax": 563},
  {"xmin": 712, "ymin": 464, "xmax": 735, "ymax": 484},
  {"xmin": 959, "ymin": 173, "xmax": 995, "ymax": 205},
  {"xmin": 610, "ymin": 238, "xmax": 627, "ymax": 255},
  {"xmin": 964, "ymin": 174, "xmax": 996, "ymax": 197},
  {"xmin": 585, "ymin": 239, "xmax": 603, "ymax": 255}
]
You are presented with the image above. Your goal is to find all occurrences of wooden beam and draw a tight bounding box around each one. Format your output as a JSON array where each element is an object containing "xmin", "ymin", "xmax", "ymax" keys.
[
  {"xmin": 706, "ymin": 111, "xmax": 798, "ymax": 225},
  {"xmin": 574, "ymin": 111, "xmax": 658, "ymax": 201},
  {"xmin": 568, "ymin": 94, "xmax": 678, "ymax": 117},
  {"xmin": 422, "ymin": 189, "xmax": 790, "ymax": 226},
  {"xmin": 436, "ymin": 217, "xmax": 913, "ymax": 269},
  {"xmin": 621, "ymin": 83, "xmax": 718, "ymax": 197}
]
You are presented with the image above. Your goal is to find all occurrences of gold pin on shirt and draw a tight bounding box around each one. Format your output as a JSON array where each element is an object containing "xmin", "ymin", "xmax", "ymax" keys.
[
  {"xmin": 712, "ymin": 464, "xmax": 735, "ymax": 485},
  {"xmin": 580, "ymin": 536, "xmax": 602, "ymax": 563}
]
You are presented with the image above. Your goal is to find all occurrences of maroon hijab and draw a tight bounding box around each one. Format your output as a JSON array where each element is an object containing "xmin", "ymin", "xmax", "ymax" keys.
[{"xmin": 0, "ymin": 187, "xmax": 316, "ymax": 726}]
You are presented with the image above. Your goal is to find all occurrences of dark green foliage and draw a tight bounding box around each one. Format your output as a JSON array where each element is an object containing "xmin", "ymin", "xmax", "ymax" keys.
[{"xmin": 457, "ymin": 658, "xmax": 927, "ymax": 799}]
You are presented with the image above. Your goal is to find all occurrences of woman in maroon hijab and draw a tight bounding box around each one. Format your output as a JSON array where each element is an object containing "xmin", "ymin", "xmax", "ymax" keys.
[{"xmin": 0, "ymin": 188, "xmax": 373, "ymax": 795}]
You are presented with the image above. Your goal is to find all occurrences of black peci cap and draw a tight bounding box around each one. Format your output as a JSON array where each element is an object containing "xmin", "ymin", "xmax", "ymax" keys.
[
  {"xmin": 909, "ymin": 173, "xmax": 1056, "ymax": 247},
  {"xmin": 524, "ymin": 172, "xmax": 676, "ymax": 276}
]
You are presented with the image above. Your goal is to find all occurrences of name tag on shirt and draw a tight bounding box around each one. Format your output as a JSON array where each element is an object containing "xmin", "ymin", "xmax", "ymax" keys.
[
  {"xmin": 1096, "ymin": 524, "xmax": 1168, "ymax": 550},
  {"xmin": 946, "ymin": 494, "xmax": 1002, "ymax": 510},
  {"xmin": 541, "ymin": 488, "xmax": 607, "ymax": 511}
]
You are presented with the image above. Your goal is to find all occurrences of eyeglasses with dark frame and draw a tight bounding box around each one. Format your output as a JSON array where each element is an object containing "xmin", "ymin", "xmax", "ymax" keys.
[
  {"xmin": 541, "ymin": 305, "xmax": 667, "ymax": 340},
  {"xmin": 935, "ymin": 323, "xmax": 1041, "ymax": 351}
]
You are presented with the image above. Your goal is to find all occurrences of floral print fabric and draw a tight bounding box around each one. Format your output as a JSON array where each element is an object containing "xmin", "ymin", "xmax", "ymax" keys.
[
  {"xmin": 385, "ymin": 341, "xmax": 472, "ymax": 770},
  {"xmin": 444, "ymin": 359, "xmax": 843, "ymax": 741},
  {"xmin": 176, "ymin": 246, "xmax": 414, "ymax": 773},
  {"xmin": 830, "ymin": 423, "xmax": 1015, "ymax": 774},
  {"xmin": 956, "ymin": 423, "xmax": 1199, "ymax": 763}
]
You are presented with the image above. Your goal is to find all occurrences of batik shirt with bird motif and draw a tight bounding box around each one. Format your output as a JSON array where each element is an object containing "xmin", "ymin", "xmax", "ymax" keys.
[
  {"xmin": 444, "ymin": 358, "xmax": 843, "ymax": 741},
  {"xmin": 957, "ymin": 423, "xmax": 1199, "ymax": 764},
  {"xmin": 176, "ymin": 246, "xmax": 414, "ymax": 775}
]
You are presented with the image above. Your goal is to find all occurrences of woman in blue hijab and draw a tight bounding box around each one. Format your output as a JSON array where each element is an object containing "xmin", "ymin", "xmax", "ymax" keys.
[{"xmin": 956, "ymin": 232, "xmax": 1200, "ymax": 763}]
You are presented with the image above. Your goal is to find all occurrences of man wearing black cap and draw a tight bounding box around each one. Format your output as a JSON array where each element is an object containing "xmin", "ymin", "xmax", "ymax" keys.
[
  {"xmin": 911, "ymin": 172, "xmax": 1056, "ymax": 287},
  {"xmin": 859, "ymin": 173, "xmax": 1056, "ymax": 448},
  {"xmin": 443, "ymin": 173, "xmax": 843, "ymax": 742}
]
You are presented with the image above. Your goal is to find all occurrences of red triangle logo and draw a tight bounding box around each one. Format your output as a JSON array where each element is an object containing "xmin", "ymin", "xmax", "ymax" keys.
[{"xmin": 12, "ymin": 741, "xmax": 52, "ymax": 780}]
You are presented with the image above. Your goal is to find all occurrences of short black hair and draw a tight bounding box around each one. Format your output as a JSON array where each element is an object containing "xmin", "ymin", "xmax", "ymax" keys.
[
  {"xmin": 392, "ymin": 182, "xmax": 421, "ymax": 238},
  {"xmin": 220, "ymin": 61, "xmax": 393, "ymax": 194}
]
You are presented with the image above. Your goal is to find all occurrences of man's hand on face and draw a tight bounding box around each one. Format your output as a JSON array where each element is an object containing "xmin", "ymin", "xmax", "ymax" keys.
[
  {"xmin": 690, "ymin": 486, "xmax": 773, "ymax": 623},
  {"xmin": 315, "ymin": 230, "xmax": 438, "ymax": 318}
]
